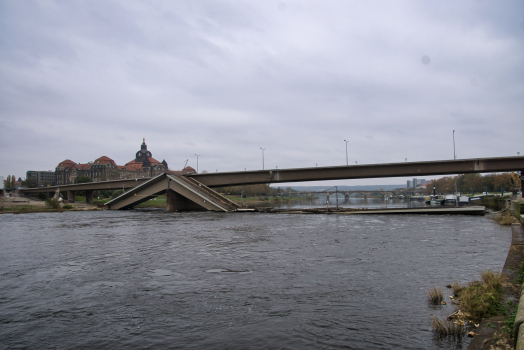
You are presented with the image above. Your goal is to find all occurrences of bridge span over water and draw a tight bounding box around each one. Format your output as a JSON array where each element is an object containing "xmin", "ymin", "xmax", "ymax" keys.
[{"xmin": 20, "ymin": 156, "xmax": 524, "ymax": 211}]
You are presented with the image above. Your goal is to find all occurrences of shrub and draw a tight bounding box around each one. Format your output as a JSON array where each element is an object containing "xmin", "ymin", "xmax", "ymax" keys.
[
  {"xmin": 112, "ymin": 190, "xmax": 123, "ymax": 198},
  {"xmin": 455, "ymin": 270, "xmax": 504, "ymax": 321},
  {"xmin": 45, "ymin": 198, "xmax": 60, "ymax": 209},
  {"xmin": 451, "ymin": 281, "xmax": 463, "ymax": 297},
  {"xmin": 493, "ymin": 212, "xmax": 517, "ymax": 226},
  {"xmin": 62, "ymin": 204, "xmax": 73, "ymax": 210},
  {"xmin": 37, "ymin": 192, "xmax": 49, "ymax": 200}
]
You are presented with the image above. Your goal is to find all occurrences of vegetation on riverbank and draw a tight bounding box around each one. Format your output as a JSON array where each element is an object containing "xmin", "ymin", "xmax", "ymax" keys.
[
  {"xmin": 0, "ymin": 204, "xmax": 63, "ymax": 214},
  {"xmin": 492, "ymin": 211, "xmax": 518, "ymax": 225},
  {"xmin": 452, "ymin": 270, "xmax": 507, "ymax": 322},
  {"xmin": 429, "ymin": 210, "xmax": 524, "ymax": 347},
  {"xmin": 426, "ymin": 172, "xmax": 521, "ymax": 195},
  {"xmin": 429, "ymin": 270, "xmax": 513, "ymax": 339}
]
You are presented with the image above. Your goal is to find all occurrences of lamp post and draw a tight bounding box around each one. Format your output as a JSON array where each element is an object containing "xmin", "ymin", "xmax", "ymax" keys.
[
  {"xmin": 195, "ymin": 154, "xmax": 200, "ymax": 173},
  {"xmin": 453, "ymin": 130, "xmax": 456, "ymax": 160},
  {"xmin": 260, "ymin": 148, "xmax": 265, "ymax": 170},
  {"xmin": 344, "ymin": 140, "xmax": 349, "ymax": 166}
]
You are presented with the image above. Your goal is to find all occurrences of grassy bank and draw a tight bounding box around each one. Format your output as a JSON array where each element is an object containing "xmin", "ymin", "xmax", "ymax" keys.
[{"xmin": 0, "ymin": 204, "xmax": 66, "ymax": 214}]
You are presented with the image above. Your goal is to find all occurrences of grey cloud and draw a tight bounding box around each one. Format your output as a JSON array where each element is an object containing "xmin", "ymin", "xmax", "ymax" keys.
[{"xmin": 0, "ymin": 0, "xmax": 522, "ymax": 185}]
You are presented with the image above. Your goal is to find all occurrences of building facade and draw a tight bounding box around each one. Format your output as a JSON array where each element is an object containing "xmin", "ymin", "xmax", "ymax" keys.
[
  {"xmin": 53, "ymin": 139, "xmax": 194, "ymax": 185},
  {"xmin": 26, "ymin": 171, "xmax": 56, "ymax": 187}
]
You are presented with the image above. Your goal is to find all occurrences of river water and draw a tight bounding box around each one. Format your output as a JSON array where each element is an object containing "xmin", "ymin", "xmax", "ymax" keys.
[
  {"xmin": 0, "ymin": 210, "xmax": 511, "ymax": 350},
  {"xmin": 275, "ymin": 197, "xmax": 426, "ymax": 209}
]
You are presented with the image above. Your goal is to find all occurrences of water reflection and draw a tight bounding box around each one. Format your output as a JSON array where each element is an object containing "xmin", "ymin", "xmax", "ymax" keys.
[{"xmin": 275, "ymin": 196, "xmax": 426, "ymax": 209}]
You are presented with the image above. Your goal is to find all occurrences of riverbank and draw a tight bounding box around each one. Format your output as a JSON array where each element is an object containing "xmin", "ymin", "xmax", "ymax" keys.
[
  {"xmin": 466, "ymin": 222, "xmax": 524, "ymax": 349},
  {"xmin": 0, "ymin": 197, "xmax": 101, "ymax": 214}
]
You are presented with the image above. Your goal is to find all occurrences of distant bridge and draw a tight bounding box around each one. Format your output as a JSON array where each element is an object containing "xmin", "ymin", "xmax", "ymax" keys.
[
  {"xmin": 282, "ymin": 190, "xmax": 403, "ymax": 199},
  {"xmin": 20, "ymin": 156, "xmax": 524, "ymax": 208}
]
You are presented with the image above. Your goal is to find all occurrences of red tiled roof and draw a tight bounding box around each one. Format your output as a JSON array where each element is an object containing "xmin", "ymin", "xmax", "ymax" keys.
[
  {"xmin": 126, "ymin": 157, "xmax": 162, "ymax": 166},
  {"xmin": 125, "ymin": 157, "xmax": 163, "ymax": 169},
  {"xmin": 94, "ymin": 156, "xmax": 116, "ymax": 165},
  {"xmin": 76, "ymin": 163, "xmax": 91, "ymax": 170},
  {"xmin": 169, "ymin": 166, "xmax": 196, "ymax": 175},
  {"xmin": 57, "ymin": 159, "xmax": 77, "ymax": 169},
  {"xmin": 123, "ymin": 163, "xmax": 143, "ymax": 171}
]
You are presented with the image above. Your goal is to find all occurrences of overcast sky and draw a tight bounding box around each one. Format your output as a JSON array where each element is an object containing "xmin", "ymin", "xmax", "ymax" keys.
[{"xmin": 1, "ymin": 0, "xmax": 523, "ymax": 186}]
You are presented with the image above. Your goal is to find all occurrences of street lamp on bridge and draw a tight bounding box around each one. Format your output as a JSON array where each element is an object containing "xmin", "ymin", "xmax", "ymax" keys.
[
  {"xmin": 195, "ymin": 154, "xmax": 200, "ymax": 173},
  {"xmin": 260, "ymin": 148, "xmax": 266, "ymax": 170},
  {"xmin": 453, "ymin": 130, "xmax": 456, "ymax": 160},
  {"xmin": 344, "ymin": 140, "xmax": 349, "ymax": 166}
]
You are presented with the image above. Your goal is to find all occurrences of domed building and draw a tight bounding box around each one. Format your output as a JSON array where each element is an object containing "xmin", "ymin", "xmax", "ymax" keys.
[
  {"xmin": 54, "ymin": 139, "xmax": 173, "ymax": 185},
  {"xmin": 123, "ymin": 138, "xmax": 169, "ymax": 176}
]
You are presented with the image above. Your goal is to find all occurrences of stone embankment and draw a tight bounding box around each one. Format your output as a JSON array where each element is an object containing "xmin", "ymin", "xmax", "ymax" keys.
[{"xmin": 513, "ymin": 200, "xmax": 524, "ymax": 350}]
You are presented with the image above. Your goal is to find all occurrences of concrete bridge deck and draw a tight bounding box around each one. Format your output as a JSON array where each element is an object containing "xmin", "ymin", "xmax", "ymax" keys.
[{"xmin": 20, "ymin": 156, "xmax": 524, "ymax": 199}]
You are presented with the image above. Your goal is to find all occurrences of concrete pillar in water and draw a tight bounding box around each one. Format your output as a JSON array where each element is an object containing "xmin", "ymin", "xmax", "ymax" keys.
[
  {"xmin": 67, "ymin": 190, "xmax": 75, "ymax": 203},
  {"xmin": 166, "ymin": 189, "xmax": 206, "ymax": 212}
]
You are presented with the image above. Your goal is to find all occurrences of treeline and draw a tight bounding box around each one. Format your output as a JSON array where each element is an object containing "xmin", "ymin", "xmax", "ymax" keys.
[
  {"xmin": 426, "ymin": 172, "xmax": 520, "ymax": 194},
  {"xmin": 3, "ymin": 175, "xmax": 19, "ymax": 190}
]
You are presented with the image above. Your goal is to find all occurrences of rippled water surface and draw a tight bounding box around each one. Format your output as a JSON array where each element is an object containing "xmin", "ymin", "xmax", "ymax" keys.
[{"xmin": 0, "ymin": 210, "xmax": 511, "ymax": 349}]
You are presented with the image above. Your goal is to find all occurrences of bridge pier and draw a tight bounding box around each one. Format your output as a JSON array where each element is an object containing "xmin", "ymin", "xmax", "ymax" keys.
[
  {"xmin": 85, "ymin": 190, "xmax": 94, "ymax": 203},
  {"xmin": 67, "ymin": 190, "xmax": 75, "ymax": 203},
  {"xmin": 166, "ymin": 189, "xmax": 207, "ymax": 212}
]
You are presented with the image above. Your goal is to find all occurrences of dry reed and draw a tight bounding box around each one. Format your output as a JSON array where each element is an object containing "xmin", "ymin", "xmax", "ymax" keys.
[
  {"xmin": 427, "ymin": 287, "xmax": 443, "ymax": 305},
  {"xmin": 431, "ymin": 316, "xmax": 465, "ymax": 337}
]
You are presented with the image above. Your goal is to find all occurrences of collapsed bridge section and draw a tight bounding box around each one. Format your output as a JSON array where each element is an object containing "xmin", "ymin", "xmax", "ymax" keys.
[{"xmin": 105, "ymin": 173, "xmax": 239, "ymax": 212}]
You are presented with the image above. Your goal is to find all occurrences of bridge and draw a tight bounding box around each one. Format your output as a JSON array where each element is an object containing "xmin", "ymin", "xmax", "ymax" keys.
[
  {"xmin": 20, "ymin": 156, "xmax": 524, "ymax": 211},
  {"xmin": 280, "ymin": 190, "xmax": 402, "ymax": 200}
]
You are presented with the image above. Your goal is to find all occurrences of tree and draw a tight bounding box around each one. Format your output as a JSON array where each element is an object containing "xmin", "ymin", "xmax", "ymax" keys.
[
  {"xmin": 511, "ymin": 172, "xmax": 522, "ymax": 191},
  {"xmin": 75, "ymin": 176, "xmax": 93, "ymax": 184},
  {"xmin": 22, "ymin": 178, "xmax": 37, "ymax": 188},
  {"xmin": 100, "ymin": 169, "xmax": 120, "ymax": 182},
  {"xmin": 11, "ymin": 175, "xmax": 16, "ymax": 189},
  {"xmin": 458, "ymin": 173, "xmax": 483, "ymax": 193},
  {"xmin": 425, "ymin": 176, "xmax": 456, "ymax": 194},
  {"xmin": 5, "ymin": 175, "xmax": 11, "ymax": 190},
  {"xmin": 492, "ymin": 173, "xmax": 512, "ymax": 192}
]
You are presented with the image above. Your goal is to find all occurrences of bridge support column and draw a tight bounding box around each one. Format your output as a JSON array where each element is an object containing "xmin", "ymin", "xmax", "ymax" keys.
[
  {"xmin": 67, "ymin": 190, "xmax": 75, "ymax": 203},
  {"xmin": 166, "ymin": 189, "xmax": 206, "ymax": 212},
  {"xmin": 521, "ymin": 170, "xmax": 523, "ymax": 195},
  {"xmin": 85, "ymin": 190, "xmax": 94, "ymax": 203}
]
